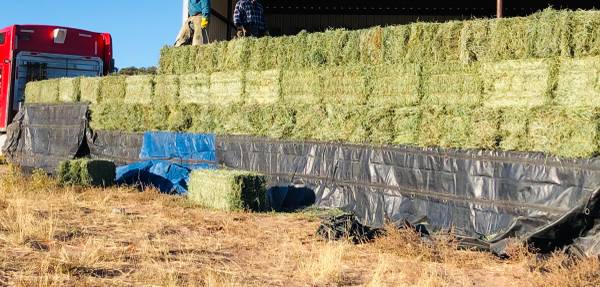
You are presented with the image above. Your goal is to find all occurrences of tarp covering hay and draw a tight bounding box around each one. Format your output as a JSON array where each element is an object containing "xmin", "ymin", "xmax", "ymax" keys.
[
  {"xmin": 58, "ymin": 78, "xmax": 80, "ymax": 103},
  {"xmin": 188, "ymin": 169, "xmax": 267, "ymax": 211},
  {"xmin": 125, "ymin": 75, "xmax": 154, "ymax": 104},
  {"xmin": 57, "ymin": 159, "xmax": 116, "ymax": 187}
]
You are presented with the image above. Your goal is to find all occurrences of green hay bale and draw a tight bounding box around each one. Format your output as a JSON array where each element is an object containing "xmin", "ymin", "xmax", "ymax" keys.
[
  {"xmin": 487, "ymin": 17, "xmax": 530, "ymax": 61},
  {"xmin": 153, "ymin": 75, "xmax": 180, "ymax": 105},
  {"xmin": 430, "ymin": 21, "xmax": 464, "ymax": 63},
  {"xmin": 367, "ymin": 105, "xmax": 396, "ymax": 145},
  {"xmin": 264, "ymin": 104, "xmax": 296, "ymax": 139},
  {"xmin": 27, "ymin": 79, "xmax": 60, "ymax": 103},
  {"xmin": 221, "ymin": 38, "xmax": 250, "ymax": 71},
  {"xmin": 99, "ymin": 75, "xmax": 126, "ymax": 103},
  {"xmin": 555, "ymin": 57, "xmax": 600, "ymax": 107},
  {"xmin": 124, "ymin": 75, "xmax": 154, "ymax": 104},
  {"xmin": 178, "ymin": 73, "xmax": 210, "ymax": 104},
  {"xmin": 143, "ymin": 104, "xmax": 170, "ymax": 131},
  {"xmin": 291, "ymin": 104, "xmax": 327, "ymax": 140},
  {"xmin": 209, "ymin": 71, "xmax": 244, "ymax": 105},
  {"xmin": 421, "ymin": 62, "xmax": 482, "ymax": 105},
  {"xmin": 281, "ymin": 68, "xmax": 322, "ymax": 105},
  {"xmin": 383, "ymin": 25, "xmax": 410, "ymax": 64},
  {"xmin": 528, "ymin": 107, "xmax": 599, "ymax": 158},
  {"xmin": 58, "ymin": 78, "xmax": 80, "ymax": 103},
  {"xmin": 459, "ymin": 19, "xmax": 491, "ymax": 64},
  {"xmin": 186, "ymin": 104, "xmax": 220, "ymax": 134},
  {"xmin": 321, "ymin": 65, "xmax": 367, "ymax": 106},
  {"xmin": 466, "ymin": 107, "xmax": 502, "ymax": 150},
  {"xmin": 404, "ymin": 22, "xmax": 439, "ymax": 63},
  {"xmin": 79, "ymin": 77, "xmax": 102, "ymax": 104},
  {"xmin": 320, "ymin": 29, "xmax": 360, "ymax": 67},
  {"xmin": 482, "ymin": 59, "xmax": 553, "ymax": 108},
  {"xmin": 196, "ymin": 41, "xmax": 226, "ymax": 73},
  {"xmin": 248, "ymin": 37, "xmax": 283, "ymax": 70},
  {"xmin": 158, "ymin": 46, "xmax": 176, "ymax": 74},
  {"xmin": 571, "ymin": 11, "xmax": 600, "ymax": 57},
  {"xmin": 89, "ymin": 103, "xmax": 145, "ymax": 132},
  {"xmin": 188, "ymin": 169, "xmax": 267, "ymax": 212},
  {"xmin": 166, "ymin": 46, "xmax": 196, "ymax": 75},
  {"xmin": 393, "ymin": 107, "xmax": 421, "ymax": 146},
  {"xmin": 166, "ymin": 104, "xmax": 192, "ymax": 131},
  {"xmin": 527, "ymin": 9, "xmax": 572, "ymax": 58},
  {"xmin": 57, "ymin": 159, "xmax": 115, "ymax": 187},
  {"xmin": 277, "ymin": 33, "xmax": 309, "ymax": 69},
  {"xmin": 245, "ymin": 69, "xmax": 281, "ymax": 104},
  {"xmin": 315, "ymin": 104, "xmax": 370, "ymax": 144},
  {"xmin": 498, "ymin": 107, "xmax": 532, "ymax": 152},
  {"xmin": 359, "ymin": 27, "xmax": 384, "ymax": 65},
  {"xmin": 369, "ymin": 64, "xmax": 421, "ymax": 107},
  {"xmin": 24, "ymin": 81, "xmax": 44, "ymax": 103},
  {"xmin": 418, "ymin": 105, "xmax": 473, "ymax": 148}
]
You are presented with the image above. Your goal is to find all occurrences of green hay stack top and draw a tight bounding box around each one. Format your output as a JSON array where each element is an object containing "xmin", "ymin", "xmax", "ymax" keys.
[
  {"xmin": 57, "ymin": 159, "xmax": 116, "ymax": 187},
  {"xmin": 188, "ymin": 169, "xmax": 267, "ymax": 212}
]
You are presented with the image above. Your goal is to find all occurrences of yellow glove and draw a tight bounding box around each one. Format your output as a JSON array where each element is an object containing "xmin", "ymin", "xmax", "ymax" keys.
[{"xmin": 201, "ymin": 17, "xmax": 209, "ymax": 29}]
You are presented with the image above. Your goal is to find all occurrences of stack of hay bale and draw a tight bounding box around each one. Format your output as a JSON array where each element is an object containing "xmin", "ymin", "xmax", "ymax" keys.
[{"xmin": 24, "ymin": 9, "xmax": 600, "ymax": 158}]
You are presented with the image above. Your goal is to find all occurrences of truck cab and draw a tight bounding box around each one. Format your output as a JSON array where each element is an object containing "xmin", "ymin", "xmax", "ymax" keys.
[{"xmin": 0, "ymin": 25, "xmax": 114, "ymax": 133}]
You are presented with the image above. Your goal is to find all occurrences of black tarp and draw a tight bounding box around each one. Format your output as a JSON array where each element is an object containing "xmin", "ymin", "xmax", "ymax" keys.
[
  {"xmin": 2, "ymin": 104, "xmax": 89, "ymax": 173},
  {"xmin": 4, "ymin": 104, "xmax": 600, "ymax": 256},
  {"xmin": 216, "ymin": 135, "xmax": 600, "ymax": 254}
]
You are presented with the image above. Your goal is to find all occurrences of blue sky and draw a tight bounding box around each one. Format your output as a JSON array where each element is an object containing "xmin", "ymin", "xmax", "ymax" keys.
[{"xmin": 0, "ymin": 1, "xmax": 183, "ymax": 68}]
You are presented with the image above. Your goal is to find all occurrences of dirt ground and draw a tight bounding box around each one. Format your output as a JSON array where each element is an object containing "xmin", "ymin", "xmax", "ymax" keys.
[{"xmin": 0, "ymin": 165, "xmax": 599, "ymax": 287}]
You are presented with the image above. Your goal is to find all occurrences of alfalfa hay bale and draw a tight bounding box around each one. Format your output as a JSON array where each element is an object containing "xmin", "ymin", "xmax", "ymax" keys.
[
  {"xmin": 281, "ymin": 68, "xmax": 322, "ymax": 105},
  {"xmin": 459, "ymin": 19, "xmax": 491, "ymax": 64},
  {"xmin": 527, "ymin": 9, "xmax": 572, "ymax": 58},
  {"xmin": 528, "ymin": 107, "xmax": 599, "ymax": 158},
  {"xmin": 209, "ymin": 71, "xmax": 244, "ymax": 104},
  {"xmin": 25, "ymin": 79, "xmax": 60, "ymax": 103},
  {"xmin": 367, "ymin": 105, "xmax": 396, "ymax": 145},
  {"xmin": 220, "ymin": 37, "xmax": 250, "ymax": 71},
  {"xmin": 316, "ymin": 104, "xmax": 370, "ymax": 144},
  {"xmin": 383, "ymin": 25, "xmax": 411, "ymax": 64},
  {"xmin": 124, "ymin": 75, "xmax": 154, "ymax": 104},
  {"xmin": 24, "ymin": 81, "xmax": 44, "ymax": 103},
  {"xmin": 291, "ymin": 104, "xmax": 327, "ymax": 140},
  {"xmin": 188, "ymin": 169, "xmax": 267, "ymax": 212},
  {"xmin": 100, "ymin": 75, "xmax": 126, "ymax": 103},
  {"xmin": 245, "ymin": 69, "xmax": 281, "ymax": 104},
  {"xmin": 482, "ymin": 59, "xmax": 553, "ymax": 108},
  {"xmin": 486, "ymin": 17, "xmax": 530, "ymax": 61},
  {"xmin": 571, "ymin": 10, "xmax": 600, "ymax": 57},
  {"xmin": 321, "ymin": 65, "xmax": 367, "ymax": 106},
  {"xmin": 89, "ymin": 103, "xmax": 145, "ymax": 132},
  {"xmin": 359, "ymin": 27, "xmax": 384, "ymax": 65},
  {"xmin": 178, "ymin": 73, "xmax": 210, "ymax": 104},
  {"xmin": 153, "ymin": 75, "xmax": 180, "ymax": 105},
  {"xmin": 80, "ymin": 77, "xmax": 102, "ymax": 104},
  {"xmin": 466, "ymin": 107, "xmax": 502, "ymax": 150},
  {"xmin": 248, "ymin": 37, "xmax": 283, "ymax": 70},
  {"xmin": 57, "ymin": 159, "xmax": 116, "ymax": 187},
  {"xmin": 498, "ymin": 107, "xmax": 532, "ymax": 152},
  {"xmin": 58, "ymin": 77, "xmax": 80, "ymax": 103},
  {"xmin": 369, "ymin": 64, "xmax": 421, "ymax": 107},
  {"xmin": 418, "ymin": 105, "xmax": 473, "ymax": 148},
  {"xmin": 555, "ymin": 57, "xmax": 600, "ymax": 107},
  {"xmin": 421, "ymin": 62, "xmax": 483, "ymax": 106},
  {"xmin": 393, "ymin": 107, "xmax": 421, "ymax": 146}
]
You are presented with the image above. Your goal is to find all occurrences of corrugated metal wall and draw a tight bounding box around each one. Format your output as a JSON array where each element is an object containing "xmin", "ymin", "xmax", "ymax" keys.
[{"xmin": 268, "ymin": 14, "xmax": 469, "ymax": 36}]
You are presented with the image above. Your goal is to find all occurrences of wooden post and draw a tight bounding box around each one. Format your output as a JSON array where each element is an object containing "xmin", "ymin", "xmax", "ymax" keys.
[{"xmin": 497, "ymin": 0, "xmax": 503, "ymax": 18}]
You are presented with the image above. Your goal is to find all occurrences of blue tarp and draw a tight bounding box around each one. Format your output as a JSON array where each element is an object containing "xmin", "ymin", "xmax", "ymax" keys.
[
  {"xmin": 115, "ymin": 132, "xmax": 217, "ymax": 194},
  {"xmin": 139, "ymin": 131, "xmax": 216, "ymax": 169}
]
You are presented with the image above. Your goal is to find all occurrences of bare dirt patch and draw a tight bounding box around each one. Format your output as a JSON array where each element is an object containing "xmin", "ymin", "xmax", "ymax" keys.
[{"xmin": 0, "ymin": 166, "xmax": 598, "ymax": 286}]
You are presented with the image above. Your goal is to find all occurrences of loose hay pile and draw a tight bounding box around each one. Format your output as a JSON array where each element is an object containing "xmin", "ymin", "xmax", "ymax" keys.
[
  {"xmin": 188, "ymin": 169, "xmax": 267, "ymax": 212},
  {"xmin": 57, "ymin": 159, "xmax": 116, "ymax": 187},
  {"xmin": 23, "ymin": 9, "xmax": 600, "ymax": 159}
]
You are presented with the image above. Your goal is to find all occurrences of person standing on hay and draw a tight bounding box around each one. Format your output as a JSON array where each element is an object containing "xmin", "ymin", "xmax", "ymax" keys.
[
  {"xmin": 175, "ymin": 0, "xmax": 211, "ymax": 47},
  {"xmin": 234, "ymin": 0, "xmax": 269, "ymax": 38}
]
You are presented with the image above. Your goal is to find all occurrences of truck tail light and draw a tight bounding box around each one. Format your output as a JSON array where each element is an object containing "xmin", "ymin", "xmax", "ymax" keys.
[{"xmin": 53, "ymin": 28, "xmax": 67, "ymax": 44}]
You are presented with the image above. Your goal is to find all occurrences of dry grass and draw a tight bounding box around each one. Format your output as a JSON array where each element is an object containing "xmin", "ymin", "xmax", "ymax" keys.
[{"xmin": 0, "ymin": 164, "xmax": 598, "ymax": 286}]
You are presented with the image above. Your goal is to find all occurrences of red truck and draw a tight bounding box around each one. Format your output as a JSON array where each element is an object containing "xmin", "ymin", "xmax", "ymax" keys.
[{"xmin": 0, "ymin": 25, "xmax": 114, "ymax": 134}]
